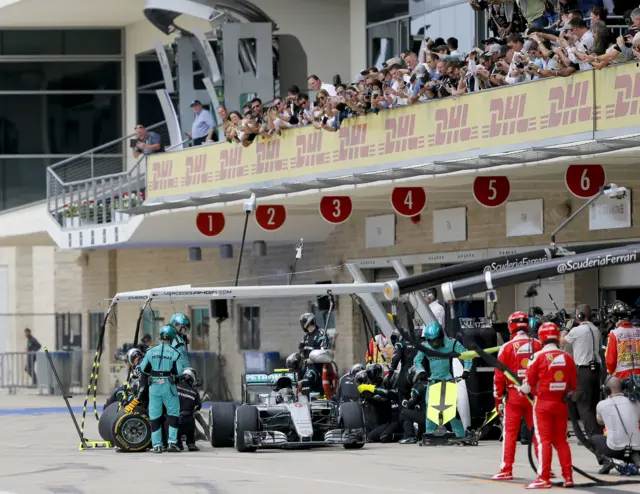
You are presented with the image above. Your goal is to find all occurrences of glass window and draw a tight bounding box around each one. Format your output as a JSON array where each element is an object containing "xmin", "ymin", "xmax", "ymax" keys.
[
  {"xmin": 142, "ymin": 309, "xmax": 161, "ymax": 345},
  {"xmin": 137, "ymin": 93, "xmax": 177, "ymax": 127},
  {"xmin": 88, "ymin": 311, "xmax": 105, "ymax": 350},
  {"xmin": 0, "ymin": 94, "xmax": 121, "ymax": 155},
  {"xmin": 0, "ymin": 157, "xmax": 52, "ymax": 211},
  {"xmin": 0, "ymin": 62, "xmax": 121, "ymax": 91},
  {"xmin": 190, "ymin": 307, "xmax": 210, "ymax": 351},
  {"xmin": 0, "ymin": 29, "xmax": 122, "ymax": 55},
  {"xmin": 137, "ymin": 58, "xmax": 166, "ymax": 88},
  {"xmin": 239, "ymin": 306, "xmax": 260, "ymax": 350}
]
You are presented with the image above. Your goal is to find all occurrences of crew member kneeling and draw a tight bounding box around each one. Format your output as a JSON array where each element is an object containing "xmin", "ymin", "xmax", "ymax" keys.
[
  {"xmin": 591, "ymin": 376, "xmax": 640, "ymax": 473},
  {"xmin": 137, "ymin": 324, "xmax": 185, "ymax": 453},
  {"xmin": 174, "ymin": 367, "xmax": 203, "ymax": 452},
  {"xmin": 520, "ymin": 322, "xmax": 576, "ymax": 489}
]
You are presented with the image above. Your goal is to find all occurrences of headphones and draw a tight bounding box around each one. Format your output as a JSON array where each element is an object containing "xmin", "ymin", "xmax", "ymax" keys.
[
  {"xmin": 602, "ymin": 375, "xmax": 613, "ymax": 397},
  {"xmin": 575, "ymin": 304, "xmax": 590, "ymax": 322}
]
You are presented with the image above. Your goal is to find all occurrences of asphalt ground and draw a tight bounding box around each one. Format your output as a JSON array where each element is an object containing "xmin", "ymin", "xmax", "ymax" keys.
[{"xmin": 1, "ymin": 394, "xmax": 639, "ymax": 494}]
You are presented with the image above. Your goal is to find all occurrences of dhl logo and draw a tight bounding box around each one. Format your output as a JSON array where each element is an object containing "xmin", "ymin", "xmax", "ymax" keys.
[
  {"xmin": 605, "ymin": 73, "xmax": 640, "ymax": 120},
  {"xmin": 293, "ymin": 133, "xmax": 331, "ymax": 167},
  {"xmin": 183, "ymin": 153, "xmax": 212, "ymax": 187},
  {"xmin": 218, "ymin": 147, "xmax": 247, "ymax": 180},
  {"xmin": 255, "ymin": 140, "xmax": 286, "ymax": 175},
  {"xmin": 540, "ymin": 80, "xmax": 596, "ymax": 129},
  {"xmin": 336, "ymin": 124, "xmax": 376, "ymax": 161},
  {"xmin": 150, "ymin": 160, "xmax": 178, "ymax": 191},
  {"xmin": 483, "ymin": 94, "xmax": 536, "ymax": 138},
  {"xmin": 427, "ymin": 104, "xmax": 478, "ymax": 146},
  {"xmin": 378, "ymin": 115, "xmax": 425, "ymax": 154}
]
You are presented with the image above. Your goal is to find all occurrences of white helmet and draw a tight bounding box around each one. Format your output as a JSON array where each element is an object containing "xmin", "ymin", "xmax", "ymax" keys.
[
  {"xmin": 299, "ymin": 312, "xmax": 316, "ymax": 331},
  {"xmin": 125, "ymin": 348, "xmax": 143, "ymax": 367},
  {"xmin": 181, "ymin": 367, "xmax": 197, "ymax": 386}
]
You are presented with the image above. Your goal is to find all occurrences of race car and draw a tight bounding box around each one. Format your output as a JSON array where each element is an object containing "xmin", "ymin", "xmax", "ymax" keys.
[{"xmin": 208, "ymin": 365, "xmax": 366, "ymax": 452}]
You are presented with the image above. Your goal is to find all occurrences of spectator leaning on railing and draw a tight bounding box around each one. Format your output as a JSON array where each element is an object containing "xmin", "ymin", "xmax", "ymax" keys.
[
  {"xmin": 188, "ymin": 100, "xmax": 214, "ymax": 146},
  {"xmin": 132, "ymin": 124, "xmax": 162, "ymax": 159}
]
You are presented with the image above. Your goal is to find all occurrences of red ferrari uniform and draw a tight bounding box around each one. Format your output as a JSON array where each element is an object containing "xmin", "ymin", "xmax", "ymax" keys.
[
  {"xmin": 523, "ymin": 343, "xmax": 577, "ymax": 482},
  {"xmin": 605, "ymin": 323, "xmax": 640, "ymax": 380},
  {"xmin": 494, "ymin": 332, "xmax": 542, "ymax": 473}
]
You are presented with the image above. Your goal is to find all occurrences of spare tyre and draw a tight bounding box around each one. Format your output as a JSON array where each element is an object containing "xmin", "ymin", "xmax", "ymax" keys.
[
  {"xmin": 209, "ymin": 402, "xmax": 235, "ymax": 447},
  {"xmin": 98, "ymin": 402, "xmax": 121, "ymax": 443},
  {"xmin": 340, "ymin": 401, "xmax": 365, "ymax": 449},
  {"xmin": 111, "ymin": 407, "xmax": 152, "ymax": 452}
]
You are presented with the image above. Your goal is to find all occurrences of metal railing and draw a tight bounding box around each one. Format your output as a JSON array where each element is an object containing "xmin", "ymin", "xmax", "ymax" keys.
[
  {"xmin": 46, "ymin": 122, "xmax": 171, "ymax": 228},
  {"xmin": 0, "ymin": 350, "xmax": 83, "ymax": 395}
]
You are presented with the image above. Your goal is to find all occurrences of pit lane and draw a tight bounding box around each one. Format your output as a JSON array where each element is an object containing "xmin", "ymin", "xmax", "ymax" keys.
[{"xmin": 0, "ymin": 396, "xmax": 638, "ymax": 494}]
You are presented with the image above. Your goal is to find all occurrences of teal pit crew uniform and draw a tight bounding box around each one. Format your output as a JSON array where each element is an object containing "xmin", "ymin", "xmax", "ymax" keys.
[
  {"xmin": 138, "ymin": 325, "xmax": 185, "ymax": 451},
  {"xmin": 169, "ymin": 312, "xmax": 191, "ymax": 369},
  {"xmin": 413, "ymin": 321, "xmax": 472, "ymax": 438}
]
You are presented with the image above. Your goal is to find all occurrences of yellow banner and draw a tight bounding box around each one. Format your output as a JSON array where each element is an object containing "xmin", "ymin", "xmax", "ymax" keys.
[
  {"xmin": 147, "ymin": 72, "xmax": 597, "ymax": 199},
  {"xmin": 595, "ymin": 63, "xmax": 640, "ymax": 131}
]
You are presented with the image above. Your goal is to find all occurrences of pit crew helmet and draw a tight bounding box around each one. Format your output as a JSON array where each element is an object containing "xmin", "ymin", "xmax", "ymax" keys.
[
  {"xmin": 299, "ymin": 312, "xmax": 316, "ymax": 332},
  {"xmin": 408, "ymin": 366, "xmax": 427, "ymax": 385},
  {"xmin": 537, "ymin": 322, "xmax": 560, "ymax": 344},
  {"xmin": 366, "ymin": 363, "xmax": 384, "ymax": 385},
  {"xmin": 285, "ymin": 352, "xmax": 302, "ymax": 372},
  {"xmin": 350, "ymin": 363, "xmax": 365, "ymax": 376},
  {"xmin": 170, "ymin": 313, "xmax": 191, "ymax": 334},
  {"xmin": 181, "ymin": 368, "xmax": 197, "ymax": 386},
  {"xmin": 125, "ymin": 348, "xmax": 143, "ymax": 367},
  {"xmin": 159, "ymin": 325, "xmax": 177, "ymax": 342},
  {"xmin": 508, "ymin": 311, "xmax": 529, "ymax": 335},
  {"xmin": 422, "ymin": 321, "xmax": 444, "ymax": 347},
  {"xmin": 354, "ymin": 370, "xmax": 368, "ymax": 385}
]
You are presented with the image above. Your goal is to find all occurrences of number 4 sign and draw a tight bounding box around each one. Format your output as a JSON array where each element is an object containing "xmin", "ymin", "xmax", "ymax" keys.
[
  {"xmin": 565, "ymin": 165, "xmax": 605, "ymax": 198},
  {"xmin": 473, "ymin": 176, "xmax": 510, "ymax": 207},
  {"xmin": 391, "ymin": 187, "xmax": 426, "ymax": 217},
  {"xmin": 319, "ymin": 196, "xmax": 353, "ymax": 224},
  {"xmin": 255, "ymin": 205, "xmax": 286, "ymax": 231}
]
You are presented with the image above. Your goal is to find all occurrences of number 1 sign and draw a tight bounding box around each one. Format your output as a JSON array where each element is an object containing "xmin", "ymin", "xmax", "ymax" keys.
[{"xmin": 196, "ymin": 212, "xmax": 225, "ymax": 237}]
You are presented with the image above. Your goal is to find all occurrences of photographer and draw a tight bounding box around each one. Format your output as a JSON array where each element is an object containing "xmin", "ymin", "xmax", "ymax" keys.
[
  {"xmin": 591, "ymin": 376, "xmax": 640, "ymax": 473},
  {"xmin": 131, "ymin": 124, "xmax": 161, "ymax": 159},
  {"xmin": 560, "ymin": 304, "xmax": 603, "ymax": 437}
]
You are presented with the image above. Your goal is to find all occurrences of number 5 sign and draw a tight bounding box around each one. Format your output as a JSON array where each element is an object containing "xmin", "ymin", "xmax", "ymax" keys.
[
  {"xmin": 391, "ymin": 187, "xmax": 426, "ymax": 217},
  {"xmin": 565, "ymin": 165, "xmax": 605, "ymax": 198},
  {"xmin": 319, "ymin": 196, "xmax": 353, "ymax": 224},
  {"xmin": 255, "ymin": 205, "xmax": 286, "ymax": 231},
  {"xmin": 473, "ymin": 176, "xmax": 510, "ymax": 207}
]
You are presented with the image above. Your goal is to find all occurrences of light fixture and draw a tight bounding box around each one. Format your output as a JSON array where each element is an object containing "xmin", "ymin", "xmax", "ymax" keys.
[
  {"xmin": 220, "ymin": 244, "xmax": 233, "ymax": 259},
  {"xmin": 188, "ymin": 247, "xmax": 202, "ymax": 261},
  {"xmin": 252, "ymin": 241, "xmax": 267, "ymax": 257}
]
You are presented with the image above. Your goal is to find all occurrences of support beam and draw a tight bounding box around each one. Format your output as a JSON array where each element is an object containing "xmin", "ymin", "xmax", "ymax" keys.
[
  {"xmin": 346, "ymin": 264, "xmax": 395, "ymax": 338},
  {"xmin": 390, "ymin": 260, "xmax": 437, "ymax": 326}
]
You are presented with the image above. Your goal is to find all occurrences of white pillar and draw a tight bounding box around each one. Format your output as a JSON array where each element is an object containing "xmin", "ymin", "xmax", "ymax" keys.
[{"xmin": 349, "ymin": 0, "xmax": 367, "ymax": 79}]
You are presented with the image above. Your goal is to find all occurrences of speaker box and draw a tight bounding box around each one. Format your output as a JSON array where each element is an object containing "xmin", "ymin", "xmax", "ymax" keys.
[
  {"xmin": 316, "ymin": 281, "xmax": 332, "ymax": 311},
  {"xmin": 210, "ymin": 299, "xmax": 229, "ymax": 321}
]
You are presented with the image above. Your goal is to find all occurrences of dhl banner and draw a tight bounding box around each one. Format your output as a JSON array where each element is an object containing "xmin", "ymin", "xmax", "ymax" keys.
[{"xmin": 147, "ymin": 64, "xmax": 637, "ymax": 200}]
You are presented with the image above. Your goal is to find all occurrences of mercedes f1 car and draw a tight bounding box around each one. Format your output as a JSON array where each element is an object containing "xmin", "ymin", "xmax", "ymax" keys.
[{"xmin": 208, "ymin": 365, "xmax": 366, "ymax": 452}]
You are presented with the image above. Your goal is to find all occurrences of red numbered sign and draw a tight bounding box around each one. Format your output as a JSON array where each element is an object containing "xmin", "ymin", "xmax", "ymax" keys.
[
  {"xmin": 255, "ymin": 205, "xmax": 286, "ymax": 231},
  {"xmin": 319, "ymin": 196, "xmax": 353, "ymax": 225},
  {"xmin": 391, "ymin": 187, "xmax": 426, "ymax": 217},
  {"xmin": 473, "ymin": 176, "xmax": 510, "ymax": 208},
  {"xmin": 565, "ymin": 165, "xmax": 605, "ymax": 198},
  {"xmin": 196, "ymin": 212, "xmax": 225, "ymax": 237}
]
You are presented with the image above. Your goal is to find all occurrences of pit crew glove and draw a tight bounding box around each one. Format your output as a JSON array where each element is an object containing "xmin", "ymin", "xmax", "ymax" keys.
[
  {"xmin": 461, "ymin": 370, "xmax": 471, "ymax": 380},
  {"xmin": 401, "ymin": 399, "xmax": 408, "ymax": 408},
  {"xmin": 494, "ymin": 399, "xmax": 504, "ymax": 418},
  {"xmin": 357, "ymin": 384, "xmax": 376, "ymax": 394},
  {"xmin": 124, "ymin": 398, "xmax": 139, "ymax": 414}
]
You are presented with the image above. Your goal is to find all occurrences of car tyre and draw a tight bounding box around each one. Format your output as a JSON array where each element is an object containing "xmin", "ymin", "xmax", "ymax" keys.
[
  {"xmin": 209, "ymin": 402, "xmax": 235, "ymax": 447},
  {"xmin": 234, "ymin": 405, "xmax": 259, "ymax": 453},
  {"xmin": 112, "ymin": 407, "xmax": 152, "ymax": 452},
  {"xmin": 340, "ymin": 401, "xmax": 366, "ymax": 449},
  {"xmin": 98, "ymin": 402, "xmax": 121, "ymax": 443}
]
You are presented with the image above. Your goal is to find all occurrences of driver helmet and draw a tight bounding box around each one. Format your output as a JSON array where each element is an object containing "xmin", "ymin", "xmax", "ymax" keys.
[
  {"xmin": 366, "ymin": 363, "xmax": 384, "ymax": 385},
  {"xmin": 422, "ymin": 321, "xmax": 443, "ymax": 348},
  {"xmin": 170, "ymin": 313, "xmax": 191, "ymax": 335},
  {"xmin": 354, "ymin": 370, "xmax": 368, "ymax": 386},
  {"xmin": 274, "ymin": 375, "xmax": 293, "ymax": 392},
  {"xmin": 125, "ymin": 348, "xmax": 143, "ymax": 367},
  {"xmin": 299, "ymin": 312, "xmax": 316, "ymax": 332},
  {"xmin": 181, "ymin": 367, "xmax": 197, "ymax": 386},
  {"xmin": 286, "ymin": 352, "xmax": 302, "ymax": 372},
  {"xmin": 350, "ymin": 363, "xmax": 365, "ymax": 376}
]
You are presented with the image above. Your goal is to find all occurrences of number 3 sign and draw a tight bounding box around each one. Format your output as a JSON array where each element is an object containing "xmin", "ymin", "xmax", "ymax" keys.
[
  {"xmin": 391, "ymin": 187, "xmax": 426, "ymax": 217},
  {"xmin": 565, "ymin": 165, "xmax": 605, "ymax": 198},
  {"xmin": 255, "ymin": 205, "xmax": 286, "ymax": 231},
  {"xmin": 473, "ymin": 176, "xmax": 510, "ymax": 207},
  {"xmin": 319, "ymin": 196, "xmax": 353, "ymax": 224}
]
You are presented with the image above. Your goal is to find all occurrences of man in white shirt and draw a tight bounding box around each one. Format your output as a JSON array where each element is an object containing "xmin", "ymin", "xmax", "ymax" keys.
[
  {"xmin": 307, "ymin": 74, "xmax": 337, "ymax": 97},
  {"xmin": 592, "ymin": 376, "xmax": 640, "ymax": 472},
  {"xmin": 425, "ymin": 288, "xmax": 445, "ymax": 327}
]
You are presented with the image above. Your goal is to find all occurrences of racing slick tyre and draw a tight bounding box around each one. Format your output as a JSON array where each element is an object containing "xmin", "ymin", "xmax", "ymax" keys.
[
  {"xmin": 98, "ymin": 402, "xmax": 120, "ymax": 443},
  {"xmin": 340, "ymin": 402, "xmax": 366, "ymax": 450},
  {"xmin": 209, "ymin": 402, "xmax": 235, "ymax": 447},
  {"xmin": 234, "ymin": 405, "xmax": 259, "ymax": 453},
  {"xmin": 111, "ymin": 407, "xmax": 152, "ymax": 452}
]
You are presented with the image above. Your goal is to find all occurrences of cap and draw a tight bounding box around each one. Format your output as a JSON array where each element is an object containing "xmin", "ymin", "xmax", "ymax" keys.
[
  {"xmin": 190, "ymin": 100, "xmax": 202, "ymax": 107},
  {"xmin": 484, "ymin": 44, "xmax": 502, "ymax": 56},
  {"xmin": 385, "ymin": 57, "xmax": 401, "ymax": 67}
]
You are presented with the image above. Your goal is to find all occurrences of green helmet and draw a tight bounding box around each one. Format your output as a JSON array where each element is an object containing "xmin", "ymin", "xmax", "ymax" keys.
[{"xmin": 159, "ymin": 325, "xmax": 176, "ymax": 341}]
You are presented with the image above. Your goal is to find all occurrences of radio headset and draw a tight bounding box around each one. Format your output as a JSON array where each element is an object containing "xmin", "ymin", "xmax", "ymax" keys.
[{"xmin": 574, "ymin": 305, "xmax": 599, "ymax": 372}]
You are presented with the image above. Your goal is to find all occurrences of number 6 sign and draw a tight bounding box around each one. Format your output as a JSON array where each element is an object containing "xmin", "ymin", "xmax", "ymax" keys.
[
  {"xmin": 473, "ymin": 176, "xmax": 510, "ymax": 207},
  {"xmin": 391, "ymin": 187, "xmax": 426, "ymax": 217},
  {"xmin": 255, "ymin": 205, "xmax": 286, "ymax": 231},
  {"xmin": 565, "ymin": 165, "xmax": 605, "ymax": 198},
  {"xmin": 319, "ymin": 196, "xmax": 353, "ymax": 224}
]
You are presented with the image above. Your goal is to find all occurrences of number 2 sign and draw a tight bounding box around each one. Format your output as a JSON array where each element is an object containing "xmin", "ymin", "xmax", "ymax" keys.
[
  {"xmin": 565, "ymin": 165, "xmax": 605, "ymax": 198},
  {"xmin": 473, "ymin": 176, "xmax": 510, "ymax": 208},
  {"xmin": 319, "ymin": 196, "xmax": 353, "ymax": 224},
  {"xmin": 391, "ymin": 187, "xmax": 426, "ymax": 217},
  {"xmin": 255, "ymin": 205, "xmax": 286, "ymax": 231}
]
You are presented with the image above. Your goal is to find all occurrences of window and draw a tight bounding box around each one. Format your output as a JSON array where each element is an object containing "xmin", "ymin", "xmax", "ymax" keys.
[
  {"xmin": 311, "ymin": 301, "xmax": 336, "ymax": 330},
  {"xmin": 55, "ymin": 313, "xmax": 82, "ymax": 350},
  {"xmin": 0, "ymin": 158, "xmax": 52, "ymax": 210},
  {"xmin": 0, "ymin": 62, "xmax": 121, "ymax": 91},
  {"xmin": 239, "ymin": 306, "xmax": 260, "ymax": 350},
  {"xmin": 88, "ymin": 311, "xmax": 104, "ymax": 350},
  {"xmin": 0, "ymin": 29, "xmax": 122, "ymax": 56},
  {"xmin": 142, "ymin": 309, "xmax": 161, "ymax": 345},
  {"xmin": 190, "ymin": 307, "xmax": 211, "ymax": 351}
]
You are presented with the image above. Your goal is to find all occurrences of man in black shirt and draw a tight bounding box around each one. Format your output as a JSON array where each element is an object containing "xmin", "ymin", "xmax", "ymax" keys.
[{"xmin": 24, "ymin": 328, "xmax": 41, "ymax": 385}]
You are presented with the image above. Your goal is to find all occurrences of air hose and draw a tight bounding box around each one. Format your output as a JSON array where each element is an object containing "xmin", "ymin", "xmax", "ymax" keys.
[{"xmin": 473, "ymin": 345, "xmax": 640, "ymax": 487}]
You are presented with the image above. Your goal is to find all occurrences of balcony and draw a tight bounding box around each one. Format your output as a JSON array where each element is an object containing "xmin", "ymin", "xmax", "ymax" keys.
[{"xmin": 43, "ymin": 62, "xmax": 640, "ymax": 249}]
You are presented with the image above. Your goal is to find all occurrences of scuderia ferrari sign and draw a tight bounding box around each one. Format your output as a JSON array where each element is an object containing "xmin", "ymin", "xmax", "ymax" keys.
[{"xmin": 483, "ymin": 256, "xmax": 549, "ymax": 273}]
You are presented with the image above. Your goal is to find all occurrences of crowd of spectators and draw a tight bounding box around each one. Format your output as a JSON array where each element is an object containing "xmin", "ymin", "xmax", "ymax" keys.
[{"xmin": 135, "ymin": 1, "xmax": 640, "ymax": 153}]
